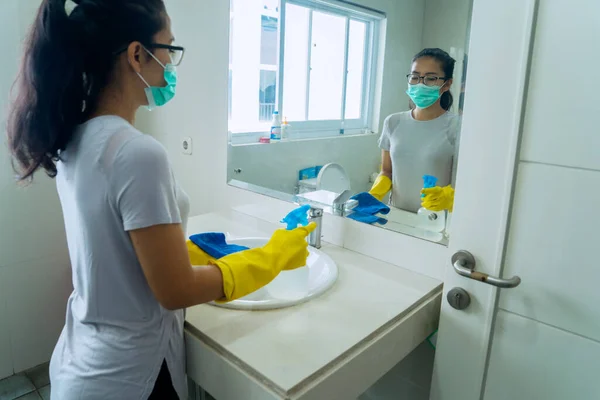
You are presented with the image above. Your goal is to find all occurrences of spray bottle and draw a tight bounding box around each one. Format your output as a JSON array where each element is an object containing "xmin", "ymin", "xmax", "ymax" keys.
[{"xmin": 418, "ymin": 175, "xmax": 446, "ymax": 233}]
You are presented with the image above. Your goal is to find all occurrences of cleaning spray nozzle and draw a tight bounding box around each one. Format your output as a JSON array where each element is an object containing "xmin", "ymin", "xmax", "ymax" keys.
[
  {"xmin": 281, "ymin": 204, "xmax": 311, "ymax": 230},
  {"xmin": 422, "ymin": 175, "xmax": 438, "ymax": 198}
]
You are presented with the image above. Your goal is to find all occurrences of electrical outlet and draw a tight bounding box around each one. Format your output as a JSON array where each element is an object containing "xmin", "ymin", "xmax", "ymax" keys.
[{"xmin": 182, "ymin": 137, "xmax": 192, "ymax": 155}]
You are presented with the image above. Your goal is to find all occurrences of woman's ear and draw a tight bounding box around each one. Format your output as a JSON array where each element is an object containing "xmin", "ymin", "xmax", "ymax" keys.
[
  {"xmin": 127, "ymin": 42, "xmax": 144, "ymax": 74},
  {"xmin": 441, "ymin": 78, "xmax": 453, "ymax": 93}
]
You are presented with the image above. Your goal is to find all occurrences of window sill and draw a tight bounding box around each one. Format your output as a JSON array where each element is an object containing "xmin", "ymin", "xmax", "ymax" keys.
[{"xmin": 229, "ymin": 129, "xmax": 377, "ymax": 146}]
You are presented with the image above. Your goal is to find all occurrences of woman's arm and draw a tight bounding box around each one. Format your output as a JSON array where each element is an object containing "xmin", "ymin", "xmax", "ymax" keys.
[
  {"xmin": 369, "ymin": 150, "xmax": 393, "ymax": 201},
  {"xmin": 129, "ymin": 224, "xmax": 225, "ymax": 310},
  {"xmin": 381, "ymin": 150, "xmax": 393, "ymax": 179}
]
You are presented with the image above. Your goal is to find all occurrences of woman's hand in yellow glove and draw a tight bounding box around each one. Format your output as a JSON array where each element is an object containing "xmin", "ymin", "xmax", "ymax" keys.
[
  {"xmin": 260, "ymin": 223, "xmax": 317, "ymax": 271},
  {"xmin": 368, "ymin": 175, "xmax": 392, "ymax": 201},
  {"xmin": 188, "ymin": 223, "xmax": 317, "ymax": 303},
  {"xmin": 421, "ymin": 185, "xmax": 455, "ymax": 212}
]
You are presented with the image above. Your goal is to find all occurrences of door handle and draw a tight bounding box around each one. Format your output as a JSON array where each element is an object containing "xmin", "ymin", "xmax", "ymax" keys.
[{"xmin": 452, "ymin": 250, "xmax": 521, "ymax": 289}]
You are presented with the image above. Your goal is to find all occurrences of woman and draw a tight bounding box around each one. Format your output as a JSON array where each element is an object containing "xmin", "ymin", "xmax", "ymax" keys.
[
  {"xmin": 6, "ymin": 1, "xmax": 313, "ymax": 399},
  {"xmin": 369, "ymin": 48, "xmax": 461, "ymax": 213}
]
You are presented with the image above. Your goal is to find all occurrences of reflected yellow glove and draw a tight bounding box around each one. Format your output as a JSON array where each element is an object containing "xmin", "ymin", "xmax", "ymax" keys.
[
  {"xmin": 421, "ymin": 185, "xmax": 455, "ymax": 212},
  {"xmin": 368, "ymin": 175, "xmax": 392, "ymax": 201},
  {"xmin": 188, "ymin": 224, "xmax": 317, "ymax": 303}
]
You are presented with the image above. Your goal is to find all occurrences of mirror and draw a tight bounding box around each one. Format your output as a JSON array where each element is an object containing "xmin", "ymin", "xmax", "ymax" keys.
[{"xmin": 227, "ymin": 0, "xmax": 473, "ymax": 245}]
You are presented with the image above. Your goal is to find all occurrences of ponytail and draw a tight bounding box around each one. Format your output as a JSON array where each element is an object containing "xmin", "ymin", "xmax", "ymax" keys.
[
  {"xmin": 7, "ymin": 0, "xmax": 167, "ymax": 181},
  {"xmin": 440, "ymin": 88, "xmax": 453, "ymax": 111},
  {"xmin": 8, "ymin": 0, "xmax": 86, "ymax": 180}
]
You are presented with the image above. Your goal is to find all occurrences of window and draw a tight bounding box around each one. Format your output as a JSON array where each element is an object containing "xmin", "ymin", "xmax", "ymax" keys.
[{"xmin": 228, "ymin": 0, "xmax": 382, "ymax": 138}]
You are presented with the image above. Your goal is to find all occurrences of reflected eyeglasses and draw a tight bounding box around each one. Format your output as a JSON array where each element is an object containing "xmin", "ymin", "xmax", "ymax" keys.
[{"xmin": 406, "ymin": 74, "xmax": 447, "ymax": 87}]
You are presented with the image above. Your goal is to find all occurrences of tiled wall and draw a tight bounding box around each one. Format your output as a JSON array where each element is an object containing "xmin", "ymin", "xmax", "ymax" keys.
[{"xmin": 484, "ymin": 1, "xmax": 600, "ymax": 396}]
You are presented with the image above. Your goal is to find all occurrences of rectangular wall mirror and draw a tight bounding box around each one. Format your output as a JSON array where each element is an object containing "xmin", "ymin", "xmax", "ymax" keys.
[{"xmin": 227, "ymin": 0, "xmax": 473, "ymax": 245}]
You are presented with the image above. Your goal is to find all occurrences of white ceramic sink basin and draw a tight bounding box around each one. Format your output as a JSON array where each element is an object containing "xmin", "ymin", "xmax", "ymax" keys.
[{"xmin": 209, "ymin": 238, "xmax": 338, "ymax": 311}]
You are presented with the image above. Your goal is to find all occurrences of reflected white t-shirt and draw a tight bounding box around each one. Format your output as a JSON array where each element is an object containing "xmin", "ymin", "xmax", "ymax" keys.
[
  {"xmin": 379, "ymin": 110, "xmax": 461, "ymax": 213},
  {"xmin": 51, "ymin": 116, "xmax": 190, "ymax": 400}
]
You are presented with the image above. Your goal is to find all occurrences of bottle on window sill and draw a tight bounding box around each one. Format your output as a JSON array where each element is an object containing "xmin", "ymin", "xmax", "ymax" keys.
[
  {"xmin": 281, "ymin": 117, "xmax": 290, "ymax": 141},
  {"xmin": 270, "ymin": 111, "xmax": 281, "ymax": 141}
]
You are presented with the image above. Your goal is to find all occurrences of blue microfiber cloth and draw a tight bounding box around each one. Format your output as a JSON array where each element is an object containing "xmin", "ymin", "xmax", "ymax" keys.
[
  {"xmin": 189, "ymin": 232, "xmax": 249, "ymax": 259},
  {"xmin": 281, "ymin": 204, "xmax": 311, "ymax": 230},
  {"xmin": 347, "ymin": 211, "xmax": 388, "ymax": 225},
  {"xmin": 350, "ymin": 192, "xmax": 391, "ymax": 216}
]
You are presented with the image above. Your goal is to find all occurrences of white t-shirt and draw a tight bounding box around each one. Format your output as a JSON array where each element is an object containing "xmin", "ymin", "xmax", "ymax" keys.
[
  {"xmin": 379, "ymin": 110, "xmax": 461, "ymax": 213},
  {"xmin": 50, "ymin": 116, "xmax": 190, "ymax": 400}
]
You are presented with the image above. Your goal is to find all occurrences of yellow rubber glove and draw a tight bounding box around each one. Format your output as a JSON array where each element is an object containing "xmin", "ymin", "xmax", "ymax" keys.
[
  {"xmin": 368, "ymin": 175, "xmax": 392, "ymax": 201},
  {"xmin": 421, "ymin": 185, "xmax": 455, "ymax": 212},
  {"xmin": 187, "ymin": 240, "xmax": 217, "ymax": 266},
  {"xmin": 187, "ymin": 224, "xmax": 317, "ymax": 303}
]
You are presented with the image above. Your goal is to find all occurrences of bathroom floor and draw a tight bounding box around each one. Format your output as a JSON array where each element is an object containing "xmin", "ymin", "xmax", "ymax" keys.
[{"xmin": 0, "ymin": 363, "xmax": 50, "ymax": 400}]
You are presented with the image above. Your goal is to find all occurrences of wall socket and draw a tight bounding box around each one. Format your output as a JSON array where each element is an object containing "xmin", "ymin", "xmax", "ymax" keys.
[{"xmin": 182, "ymin": 137, "xmax": 193, "ymax": 155}]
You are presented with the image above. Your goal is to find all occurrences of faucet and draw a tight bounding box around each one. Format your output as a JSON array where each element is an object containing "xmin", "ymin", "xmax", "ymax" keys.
[
  {"xmin": 332, "ymin": 190, "xmax": 352, "ymax": 216},
  {"xmin": 332, "ymin": 190, "xmax": 358, "ymax": 217},
  {"xmin": 307, "ymin": 206, "xmax": 323, "ymax": 249}
]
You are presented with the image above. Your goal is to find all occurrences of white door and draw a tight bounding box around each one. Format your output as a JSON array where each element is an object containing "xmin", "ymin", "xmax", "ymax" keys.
[{"xmin": 431, "ymin": 0, "xmax": 600, "ymax": 399}]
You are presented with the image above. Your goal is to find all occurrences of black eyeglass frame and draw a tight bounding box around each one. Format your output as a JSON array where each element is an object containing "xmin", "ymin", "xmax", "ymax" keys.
[
  {"xmin": 114, "ymin": 43, "xmax": 186, "ymax": 66},
  {"xmin": 406, "ymin": 74, "xmax": 448, "ymax": 86}
]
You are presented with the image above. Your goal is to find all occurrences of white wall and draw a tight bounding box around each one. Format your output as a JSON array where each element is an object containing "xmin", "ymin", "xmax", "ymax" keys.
[
  {"xmin": 421, "ymin": 0, "xmax": 472, "ymax": 52},
  {"xmin": 0, "ymin": 0, "xmax": 72, "ymax": 378},
  {"xmin": 228, "ymin": 135, "xmax": 380, "ymax": 195},
  {"xmin": 421, "ymin": 0, "xmax": 472, "ymax": 115}
]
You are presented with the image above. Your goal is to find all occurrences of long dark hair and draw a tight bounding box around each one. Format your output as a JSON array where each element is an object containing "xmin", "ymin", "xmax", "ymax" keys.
[
  {"xmin": 411, "ymin": 48, "xmax": 456, "ymax": 111},
  {"xmin": 7, "ymin": 0, "xmax": 167, "ymax": 180}
]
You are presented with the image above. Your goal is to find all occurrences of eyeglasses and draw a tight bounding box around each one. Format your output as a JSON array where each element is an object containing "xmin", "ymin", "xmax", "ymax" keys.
[
  {"xmin": 114, "ymin": 43, "xmax": 186, "ymax": 66},
  {"xmin": 406, "ymin": 74, "xmax": 447, "ymax": 87},
  {"xmin": 146, "ymin": 43, "xmax": 185, "ymax": 66}
]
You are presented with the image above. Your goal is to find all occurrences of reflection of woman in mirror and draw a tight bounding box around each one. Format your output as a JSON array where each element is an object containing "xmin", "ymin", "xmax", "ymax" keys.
[{"xmin": 369, "ymin": 48, "xmax": 460, "ymax": 213}]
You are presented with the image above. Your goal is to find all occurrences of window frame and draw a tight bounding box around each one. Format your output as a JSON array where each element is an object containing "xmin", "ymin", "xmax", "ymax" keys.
[{"xmin": 228, "ymin": 0, "xmax": 384, "ymax": 140}]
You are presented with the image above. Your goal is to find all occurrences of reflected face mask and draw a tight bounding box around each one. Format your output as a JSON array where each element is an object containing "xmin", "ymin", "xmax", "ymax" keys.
[{"xmin": 406, "ymin": 83, "xmax": 443, "ymax": 109}]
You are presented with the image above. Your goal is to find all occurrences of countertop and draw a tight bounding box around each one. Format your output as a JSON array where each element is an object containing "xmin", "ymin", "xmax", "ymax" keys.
[{"xmin": 184, "ymin": 210, "xmax": 442, "ymax": 399}]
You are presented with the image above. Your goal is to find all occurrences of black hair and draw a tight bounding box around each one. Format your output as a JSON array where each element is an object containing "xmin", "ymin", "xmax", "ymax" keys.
[
  {"xmin": 411, "ymin": 48, "xmax": 456, "ymax": 111},
  {"xmin": 7, "ymin": 0, "xmax": 167, "ymax": 180}
]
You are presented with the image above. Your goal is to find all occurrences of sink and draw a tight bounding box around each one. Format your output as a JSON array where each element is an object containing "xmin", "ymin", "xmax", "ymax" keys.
[{"xmin": 209, "ymin": 238, "xmax": 338, "ymax": 310}]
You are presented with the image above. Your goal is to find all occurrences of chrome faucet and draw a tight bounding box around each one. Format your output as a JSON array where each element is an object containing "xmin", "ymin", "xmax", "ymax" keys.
[
  {"xmin": 332, "ymin": 190, "xmax": 352, "ymax": 216},
  {"xmin": 332, "ymin": 190, "xmax": 358, "ymax": 217},
  {"xmin": 307, "ymin": 206, "xmax": 323, "ymax": 249}
]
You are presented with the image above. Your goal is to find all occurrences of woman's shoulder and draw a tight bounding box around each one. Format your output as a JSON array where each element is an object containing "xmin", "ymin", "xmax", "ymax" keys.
[
  {"xmin": 92, "ymin": 116, "xmax": 168, "ymax": 172},
  {"xmin": 445, "ymin": 111, "xmax": 462, "ymax": 122},
  {"xmin": 386, "ymin": 110, "xmax": 412, "ymax": 123},
  {"xmin": 384, "ymin": 110, "xmax": 412, "ymax": 131},
  {"xmin": 443, "ymin": 112, "xmax": 462, "ymax": 144}
]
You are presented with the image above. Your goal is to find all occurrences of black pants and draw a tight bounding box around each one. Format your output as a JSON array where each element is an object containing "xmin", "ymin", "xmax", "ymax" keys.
[{"xmin": 149, "ymin": 360, "xmax": 179, "ymax": 399}]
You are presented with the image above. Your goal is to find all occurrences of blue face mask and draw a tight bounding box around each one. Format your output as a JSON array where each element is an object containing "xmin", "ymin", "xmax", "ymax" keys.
[
  {"xmin": 406, "ymin": 83, "xmax": 443, "ymax": 109},
  {"xmin": 136, "ymin": 48, "xmax": 177, "ymax": 110}
]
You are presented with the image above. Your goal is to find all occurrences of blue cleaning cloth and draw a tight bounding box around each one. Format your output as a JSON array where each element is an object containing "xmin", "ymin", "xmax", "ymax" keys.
[
  {"xmin": 347, "ymin": 211, "xmax": 388, "ymax": 225},
  {"xmin": 189, "ymin": 232, "xmax": 249, "ymax": 259},
  {"xmin": 350, "ymin": 192, "xmax": 391, "ymax": 216},
  {"xmin": 281, "ymin": 204, "xmax": 311, "ymax": 230}
]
